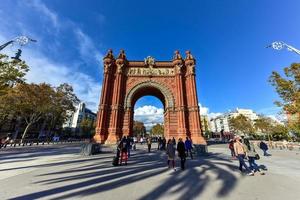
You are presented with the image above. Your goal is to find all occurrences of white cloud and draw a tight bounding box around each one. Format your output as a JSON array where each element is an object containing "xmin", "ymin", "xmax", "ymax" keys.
[
  {"xmin": 208, "ymin": 112, "xmax": 223, "ymax": 118},
  {"xmin": 26, "ymin": 0, "xmax": 59, "ymax": 30},
  {"xmin": 74, "ymin": 28, "xmax": 103, "ymax": 65},
  {"xmin": 0, "ymin": 1, "xmax": 104, "ymax": 112},
  {"xmin": 21, "ymin": 49, "xmax": 101, "ymax": 112},
  {"xmin": 198, "ymin": 103, "xmax": 209, "ymax": 115},
  {"xmin": 134, "ymin": 105, "xmax": 164, "ymax": 130},
  {"xmin": 256, "ymin": 106, "xmax": 281, "ymax": 116}
]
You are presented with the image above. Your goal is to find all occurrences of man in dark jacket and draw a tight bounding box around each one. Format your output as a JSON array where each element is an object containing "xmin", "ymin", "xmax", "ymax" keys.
[
  {"xmin": 184, "ymin": 137, "xmax": 193, "ymax": 159},
  {"xmin": 259, "ymin": 141, "xmax": 271, "ymax": 156},
  {"xmin": 177, "ymin": 138, "xmax": 186, "ymax": 170}
]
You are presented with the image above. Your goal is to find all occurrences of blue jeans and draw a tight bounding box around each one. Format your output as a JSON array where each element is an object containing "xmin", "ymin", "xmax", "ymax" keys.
[
  {"xmin": 237, "ymin": 154, "xmax": 251, "ymax": 172},
  {"xmin": 248, "ymin": 157, "xmax": 260, "ymax": 172},
  {"xmin": 262, "ymin": 149, "xmax": 270, "ymax": 156},
  {"xmin": 127, "ymin": 147, "xmax": 131, "ymax": 158}
]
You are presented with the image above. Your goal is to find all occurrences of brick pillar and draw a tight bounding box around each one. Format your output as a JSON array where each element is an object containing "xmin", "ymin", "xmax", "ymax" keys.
[
  {"xmin": 184, "ymin": 51, "xmax": 206, "ymax": 145},
  {"xmin": 107, "ymin": 50, "xmax": 127, "ymax": 144},
  {"xmin": 173, "ymin": 53, "xmax": 187, "ymax": 139},
  {"xmin": 122, "ymin": 108, "xmax": 133, "ymax": 137},
  {"xmin": 94, "ymin": 51, "xmax": 114, "ymax": 143}
]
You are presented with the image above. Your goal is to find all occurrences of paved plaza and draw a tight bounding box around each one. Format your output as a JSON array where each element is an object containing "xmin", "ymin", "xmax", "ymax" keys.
[{"xmin": 0, "ymin": 143, "xmax": 300, "ymax": 200}]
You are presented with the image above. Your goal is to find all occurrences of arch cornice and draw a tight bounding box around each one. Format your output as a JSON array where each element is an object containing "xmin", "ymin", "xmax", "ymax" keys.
[{"xmin": 124, "ymin": 80, "xmax": 175, "ymax": 110}]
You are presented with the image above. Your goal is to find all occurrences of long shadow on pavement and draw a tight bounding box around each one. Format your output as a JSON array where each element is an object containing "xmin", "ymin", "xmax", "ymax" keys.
[{"xmin": 9, "ymin": 148, "xmax": 240, "ymax": 200}]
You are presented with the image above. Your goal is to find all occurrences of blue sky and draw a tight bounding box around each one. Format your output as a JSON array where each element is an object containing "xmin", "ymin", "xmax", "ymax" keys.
[{"xmin": 1, "ymin": 0, "xmax": 300, "ymax": 125}]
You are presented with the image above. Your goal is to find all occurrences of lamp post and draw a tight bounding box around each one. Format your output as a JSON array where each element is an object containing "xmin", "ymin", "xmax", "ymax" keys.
[
  {"xmin": 267, "ymin": 41, "xmax": 300, "ymax": 56},
  {"xmin": 0, "ymin": 36, "xmax": 37, "ymax": 61}
]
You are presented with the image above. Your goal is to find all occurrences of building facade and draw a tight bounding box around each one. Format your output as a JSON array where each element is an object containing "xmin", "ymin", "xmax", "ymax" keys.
[
  {"xmin": 63, "ymin": 102, "xmax": 97, "ymax": 133},
  {"xmin": 209, "ymin": 108, "xmax": 259, "ymax": 134}
]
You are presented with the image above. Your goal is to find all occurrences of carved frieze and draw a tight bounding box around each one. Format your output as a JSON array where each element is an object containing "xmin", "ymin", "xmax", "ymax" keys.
[{"xmin": 126, "ymin": 67, "xmax": 175, "ymax": 76}]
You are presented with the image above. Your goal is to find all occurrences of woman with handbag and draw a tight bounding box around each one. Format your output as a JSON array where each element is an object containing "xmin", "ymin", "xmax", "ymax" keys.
[
  {"xmin": 233, "ymin": 136, "xmax": 254, "ymax": 176},
  {"xmin": 244, "ymin": 138, "xmax": 265, "ymax": 175}
]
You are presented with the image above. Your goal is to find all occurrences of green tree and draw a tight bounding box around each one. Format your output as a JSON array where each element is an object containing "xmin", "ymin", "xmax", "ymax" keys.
[
  {"xmin": 80, "ymin": 118, "xmax": 94, "ymax": 137},
  {"xmin": 0, "ymin": 54, "xmax": 29, "ymax": 95},
  {"xmin": 254, "ymin": 116, "xmax": 273, "ymax": 141},
  {"xmin": 44, "ymin": 83, "xmax": 79, "ymax": 135},
  {"xmin": 271, "ymin": 124, "xmax": 289, "ymax": 141},
  {"xmin": 133, "ymin": 121, "xmax": 146, "ymax": 137},
  {"xmin": 150, "ymin": 123, "xmax": 164, "ymax": 136},
  {"xmin": 2, "ymin": 83, "xmax": 55, "ymax": 142},
  {"xmin": 229, "ymin": 114, "xmax": 254, "ymax": 135},
  {"xmin": 0, "ymin": 94, "xmax": 15, "ymax": 130},
  {"xmin": 269, "ymin": 63, "xmax": 300, "ymax": 137}
]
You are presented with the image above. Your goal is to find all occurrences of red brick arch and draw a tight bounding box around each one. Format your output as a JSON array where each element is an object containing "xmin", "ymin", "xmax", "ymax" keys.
[{"xmin": 94, "ymin": 50, "xmax": 206, "ymax": 145}]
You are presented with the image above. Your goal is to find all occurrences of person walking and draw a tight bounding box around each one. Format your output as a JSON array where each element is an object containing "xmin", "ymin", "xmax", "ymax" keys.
[
  {"xmin": 244, "ymin": 138, "xmax": 265, "ymax": 175},
  {"xmin": 157, "ymin": 137, "xmax": 162, "ymax": 150},
  {"xmin": 259, "ymin": 141, "xmax": 271, "ymax": 156},
  {"xmin": 119, "ymin": 136, "xmax": 128, "ymax": 165},
  {"xmin": 162, "ymin": 137, "xmax": 166, "ymax": 150},
  {"xmin": 177, "ymin": 138, "xmax": 186, "ymax": 170},
  {"xmin": 147, "ymin": 137, "xmax": 152, "ymax": 153},
  {"xmin": 228, "ymin": 139, "xmax": 235, "ymax": 158},
  {"xmin": 184, "ymin": 137, "xmax": 193, "ymax": 159},
  {"xmin": 126, "ymin": 136, "xmax": 131, "ymax": 158},
  {"xmin": 233, "ymin": 136, "xmax": 254, "ymax": 176},
  {"xmin": 166, "ymin": 139, "xmax": 176, "ymax": 171},
  {"xmin": 172, "ymin": 137, "xmax": 176, "ymax": 147},
  {"xmin": 140, "ymin": 137, "xmax": 144, "ymax": 145}
]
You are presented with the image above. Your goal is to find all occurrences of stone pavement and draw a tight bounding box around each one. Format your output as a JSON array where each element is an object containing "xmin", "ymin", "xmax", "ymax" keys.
[{"xmin": 0, "ymin": 143, "xmax": 300, "ymax": 200}]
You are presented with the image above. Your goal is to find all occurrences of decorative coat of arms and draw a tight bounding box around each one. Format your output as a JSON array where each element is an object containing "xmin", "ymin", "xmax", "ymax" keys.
[{"xmin": 144, "ymin": 56, "xmax": 155, "ymax": 70}]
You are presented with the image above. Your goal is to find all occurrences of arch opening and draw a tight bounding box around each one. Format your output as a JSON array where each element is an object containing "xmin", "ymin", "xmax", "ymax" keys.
[{"xmin": 133, "ymin": 96, "xmax": 164, "ymax": 137}]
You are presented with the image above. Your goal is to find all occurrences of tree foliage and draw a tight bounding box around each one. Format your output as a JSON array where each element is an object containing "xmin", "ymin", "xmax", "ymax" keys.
[
  {"xmin": 228, "ymin": 114, "xmax": 254, "ymax": 135},
  {"xmin": 80, "ymin": 118, "xmax": 95, "ymax": 137},
  {"xmin": 150, "ymin": 123, "xmax": 164, "ymax": 136},
  {"xmin": 254, "ymin": 116, "xmax": 273, "ymax": 131},
  {"xmin": 0, "ymin": 54, "xmax": 29, "ymax": 95},
  {"xmin": 133, "ymin": 121, "xmax": 146, "ymax": 136},
  {"xmin": 269, "ymin": 63, "xmax": 300, "ymax": 138},
  {"xmin": 271, "ymin": 124, "xmax": 289, "ymax": 140},
  {"xmin": 1, "ymin": 83, "xmax": 79, "ymax": 141},
  {"xmin": 269, "ymin": 63, "xmax": 300, "ymax": 115}
]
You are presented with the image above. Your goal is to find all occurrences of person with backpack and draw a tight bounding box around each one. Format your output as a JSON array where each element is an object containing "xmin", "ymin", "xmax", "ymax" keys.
[
  {"xmin": 259, "ymin": 141, "xmax": 271, "ymax": 156},
  {"xmin": 184, "ymin": 137, "xmax": 193, "ymax": 159}
]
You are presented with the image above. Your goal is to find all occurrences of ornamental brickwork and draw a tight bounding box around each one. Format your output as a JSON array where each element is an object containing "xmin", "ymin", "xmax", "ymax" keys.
[{"xmin": 94, "ymin": 50, "xmax": 206, "ymax": 145}]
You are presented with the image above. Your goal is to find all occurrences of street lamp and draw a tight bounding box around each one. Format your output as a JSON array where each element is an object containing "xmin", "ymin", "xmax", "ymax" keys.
[
  {"xmin": 0, "ymin": 36, "xmax": 37, "ymax": 61},
  {"xmin": 267, "ymin": 41, "xmax": 300, "ymax": 56}
]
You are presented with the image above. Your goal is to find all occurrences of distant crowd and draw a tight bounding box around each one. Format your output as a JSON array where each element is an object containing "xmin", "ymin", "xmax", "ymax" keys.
[{"xmin": 113, "ymin": 136, "xmax": 194, "ymax": 171}]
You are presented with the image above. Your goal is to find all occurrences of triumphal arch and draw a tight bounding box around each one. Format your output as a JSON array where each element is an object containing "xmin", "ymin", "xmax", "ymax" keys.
[{"xmin": 94, "ymin": 49, "xmax": 206, "ymax": 145}]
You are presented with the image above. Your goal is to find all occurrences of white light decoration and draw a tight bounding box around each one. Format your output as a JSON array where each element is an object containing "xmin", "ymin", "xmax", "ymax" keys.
[{"xmin": 267, "ymin": 41, "xmax": 300, "ymax": 56}]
